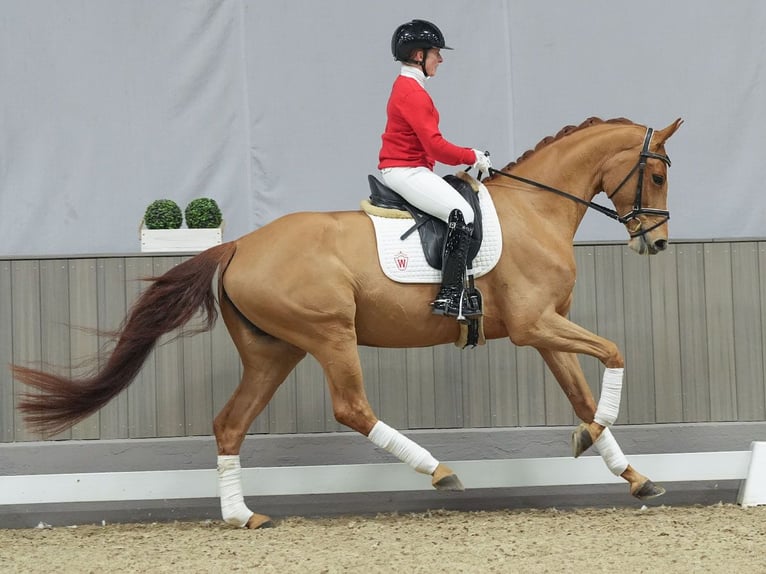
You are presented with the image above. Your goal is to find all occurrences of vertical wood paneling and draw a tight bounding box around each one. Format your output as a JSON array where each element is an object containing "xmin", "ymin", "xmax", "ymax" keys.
[
  {"xmin": 0, "ymin": 261, "xmax": 14, "ymax": 441},
  {"xmin": 622, "ymin": 247, "xmax": 656, "ymax": 423},
  {"xmin": 731, "ymin": 243, "xmax": 765, "ymax": 420},
  {"xmin": 377, "ymin": 347, "xmax": 408, "ymax": 429},
  {"xmin": 153, "ymin": 257, "xmax": 185, "ymax": 437},
  {"xmin": 97, "ymin": 258, "xmax": 129, "ymax": 439},
  {"xmin": 2, "ymin": 240, "xmax": 766, "ymax": 443},
  {"xmin": 125, "ymin": 257, "xmax": 158, "ymax": 438},
  {"xmin": 406, "ymin": 347, "xmax": 436, "ymax": 429},
  {"xmin": 461, "ymin": 342, "xmax": 492, "ymax": 428},
  {"xmin": 675, "ymin": 244, "xmax": 710, "ymax": 421},
  {"xmin": 648, "ymin": 245, "xmax": 683, "ymax": 422},
  {"xmin": 68, "ymin": 259, "xmax": 101, "ymax": 439},
  {"xmin": 703, "ymin": 244, "xmax": 737, "ymax": 421},
  {"xmin": 39, "ymin": 260, "xmax": 71, "ymax": 439},
  {"xmin": 432, "ymin": 343, "xmax": 463, "ymax": 428},
  {"xmin": 488, "ymin": 339, "xmax": 518, "ymax": 427},
  {"xmin": 11, "ymin": 261, "xmax": 41, "ymax": 441},
  {"xmin": 183, "ymin": 327, "xmax": 213, "ymax": 436}
]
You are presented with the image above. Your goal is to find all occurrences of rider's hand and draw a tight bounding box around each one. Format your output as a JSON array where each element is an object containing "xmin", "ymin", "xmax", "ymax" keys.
[{"xmin": 472, "ymin": 149, "xmax": 492, "ymax": 178}]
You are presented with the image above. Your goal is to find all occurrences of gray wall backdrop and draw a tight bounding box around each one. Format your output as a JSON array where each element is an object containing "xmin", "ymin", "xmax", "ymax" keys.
[
  {"xmin": 3, "ymin": 239, "xmax": 765, "ymax": 443},
  {"xmin": 2, "ymin": 0, "xmax": 765, "ymax": 257}
]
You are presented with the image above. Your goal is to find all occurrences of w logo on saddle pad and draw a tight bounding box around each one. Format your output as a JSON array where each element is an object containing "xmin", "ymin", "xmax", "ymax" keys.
[
  {"xmin": 362, "ymin": 173, "xmax": 503, "ymax": 284},
  {"xmin": 394, "ymin": 251, "xmax": 409, "ymax": 271}
]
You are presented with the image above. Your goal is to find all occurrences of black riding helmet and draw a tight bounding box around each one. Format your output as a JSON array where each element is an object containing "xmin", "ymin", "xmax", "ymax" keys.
[{"xmin": 391, "ymin": 19, "xmax": 452, "ymax": 77}]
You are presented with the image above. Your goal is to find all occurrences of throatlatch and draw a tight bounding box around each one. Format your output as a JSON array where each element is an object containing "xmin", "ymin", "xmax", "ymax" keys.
[{"xmin": 431, "ymin": 209, "xmax": 483, "ymax": 321}]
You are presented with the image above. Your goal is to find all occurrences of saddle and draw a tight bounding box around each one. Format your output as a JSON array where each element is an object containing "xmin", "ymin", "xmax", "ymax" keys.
[{"xmin": 366, "ymin": 172, "xmax": 484, "ymax": 270}]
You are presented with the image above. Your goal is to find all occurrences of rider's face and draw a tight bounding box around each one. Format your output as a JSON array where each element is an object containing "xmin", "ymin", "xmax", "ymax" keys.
[{"xmin": 423, "ymin": 48, "xmax": 442, "ymax": 77}]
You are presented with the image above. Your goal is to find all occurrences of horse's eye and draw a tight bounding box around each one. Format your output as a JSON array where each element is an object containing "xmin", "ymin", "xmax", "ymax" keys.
[{"xmin": 652, "ymin": 174, "xmax": 665, "ymax": 185}]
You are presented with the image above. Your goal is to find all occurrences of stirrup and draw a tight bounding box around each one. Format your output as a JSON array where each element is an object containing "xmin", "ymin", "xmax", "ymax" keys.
[{"xmin": 431, "ymin": 289, "xmax": 482, "ymax": 320}]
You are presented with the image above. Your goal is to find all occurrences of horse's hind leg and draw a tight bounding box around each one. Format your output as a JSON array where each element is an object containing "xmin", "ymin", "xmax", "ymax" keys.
[
  {"xmin": 313, "ymin": 337, "xmax": 464, "ymax": 491},
  {"xmin": 213, "ymin": 298, "xmax": 306, "ymax": 528},
  {"xmin": 538, "ymin": 348, "xmax": 665, "ymax": 500}
]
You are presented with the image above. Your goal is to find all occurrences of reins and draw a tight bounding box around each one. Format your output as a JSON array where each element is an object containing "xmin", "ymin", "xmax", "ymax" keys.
[
  {"xmin": 487, "ymin": 168, "xmax": 625, "ymax": 222},
  {"xmin": 486, "ymin": 127, "xmax": 672, "ymax": 238}
]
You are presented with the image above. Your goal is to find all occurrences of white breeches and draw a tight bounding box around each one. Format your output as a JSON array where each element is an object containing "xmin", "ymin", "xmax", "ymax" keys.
[{"xmin": 380, "ymin": 166, "xmax": 475, "ymax": 224}]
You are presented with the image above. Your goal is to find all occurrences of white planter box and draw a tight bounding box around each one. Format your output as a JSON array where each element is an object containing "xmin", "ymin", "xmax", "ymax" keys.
[{"xmin": 139, "ymin": 222, "xmax": 223, "ymax": 253}]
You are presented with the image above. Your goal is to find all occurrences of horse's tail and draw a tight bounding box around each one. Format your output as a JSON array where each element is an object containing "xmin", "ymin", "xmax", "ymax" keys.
[{"xmin": 13, "ymin": 241, "xmax": 238, "ymax": 437}]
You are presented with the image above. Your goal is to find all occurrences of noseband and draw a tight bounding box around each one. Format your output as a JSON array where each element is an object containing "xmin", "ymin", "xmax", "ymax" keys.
[
  {"xmin": 488, "ymin": 127, "xmax": 672, "ymax": 239},
  {"xmin": 606, "ymin": 127, "xmax": 672, "ymax": 237}
]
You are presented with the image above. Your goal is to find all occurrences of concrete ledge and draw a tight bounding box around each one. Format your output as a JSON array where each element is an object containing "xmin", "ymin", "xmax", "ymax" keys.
[{"xmin": 2, "ymin": 422, "xmax": 764, "ymax": 474}]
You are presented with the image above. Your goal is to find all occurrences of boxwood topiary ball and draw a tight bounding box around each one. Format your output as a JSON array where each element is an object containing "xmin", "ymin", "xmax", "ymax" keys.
[
  {"xmin": 144, "ymin": 199, "xmax": 183, "ymax": 229},
  {"xmin": 184, "ymin": 198, "xmax": 222, "ymax": 229}
]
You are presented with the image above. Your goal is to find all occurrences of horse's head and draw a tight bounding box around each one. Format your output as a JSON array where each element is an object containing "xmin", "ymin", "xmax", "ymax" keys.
[{"xmin": 602, "ymin": 118, "xmax": 683, "ymax": 255}]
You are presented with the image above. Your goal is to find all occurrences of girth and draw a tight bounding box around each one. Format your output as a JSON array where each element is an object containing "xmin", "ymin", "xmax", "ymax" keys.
[{"xmin": 366, "ymin": 173, "xmax": 484, "ymax": 270}]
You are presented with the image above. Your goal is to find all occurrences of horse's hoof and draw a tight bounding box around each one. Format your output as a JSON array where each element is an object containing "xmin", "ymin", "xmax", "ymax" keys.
[
  {"xmin": 246, "ymin": 513, "xmax": 275, "ymax": 529},
  {"xmin": 571, "ymin": 423, "xmax": 593, "ymax": 458},
  {"xmin": 431, "ymin": 463, "xmax": 465, "ymax": 491},
  {"xmin": 632, "ymin": 480, "xmax": 666, "ymax": 500},
  {"xmin": 434, "ymin": 473, "xmax": 465, "ymax": 491}
]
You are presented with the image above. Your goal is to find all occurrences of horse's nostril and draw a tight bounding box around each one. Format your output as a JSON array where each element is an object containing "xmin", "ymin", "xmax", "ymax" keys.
[{"xmin": 654, "ymin": 239, "xmax": 668, "ymax": 251}]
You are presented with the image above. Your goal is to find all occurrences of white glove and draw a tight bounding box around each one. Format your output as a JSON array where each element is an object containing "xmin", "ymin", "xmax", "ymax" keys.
[{"xmin": 472, "ymin": 149, "xmax": 492, "ymax": 178}]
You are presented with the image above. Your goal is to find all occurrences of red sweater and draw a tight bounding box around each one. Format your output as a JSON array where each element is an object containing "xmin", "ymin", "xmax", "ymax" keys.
[{"xmin": 378, "ymin": 75, "xmax": 475, "ymax": 170}]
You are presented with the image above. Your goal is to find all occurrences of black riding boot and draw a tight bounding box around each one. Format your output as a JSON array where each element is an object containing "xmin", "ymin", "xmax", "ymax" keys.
[{"xmin": 431, "ymin": 210, "xmax": 479, "ymax": 318}]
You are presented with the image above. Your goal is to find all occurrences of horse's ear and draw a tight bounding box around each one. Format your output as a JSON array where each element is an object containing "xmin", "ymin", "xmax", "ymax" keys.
[{"xmin": 654, "ymin": 118, "xmax": 684, "ymax": 145}]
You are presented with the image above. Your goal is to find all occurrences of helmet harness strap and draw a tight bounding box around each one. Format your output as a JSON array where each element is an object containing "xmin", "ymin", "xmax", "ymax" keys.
[{"xmin": 402, "ymin": 48, "xmax": 430, "ymax": 77}]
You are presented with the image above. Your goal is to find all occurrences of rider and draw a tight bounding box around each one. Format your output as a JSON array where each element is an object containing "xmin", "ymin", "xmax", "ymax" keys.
[{"xmin": 378, "ymin": 19, "xmax": 491, "ymax": 318}]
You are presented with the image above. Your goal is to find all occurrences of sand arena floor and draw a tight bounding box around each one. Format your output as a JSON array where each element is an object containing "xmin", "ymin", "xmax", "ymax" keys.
[{"xmin": 1, "ymin": 503, "xmax": 764, "ymax": 573}]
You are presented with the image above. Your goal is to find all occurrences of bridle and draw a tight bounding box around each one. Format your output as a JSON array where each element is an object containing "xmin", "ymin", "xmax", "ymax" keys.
[{"xmin": 488, "ymin": 127, "xmax": 672, "ymax": 238}]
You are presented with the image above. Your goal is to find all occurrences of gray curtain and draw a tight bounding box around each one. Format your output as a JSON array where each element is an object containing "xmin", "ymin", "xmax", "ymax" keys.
[{"xmin": 1, "ymin": 0, "xmax": 764, "ymax": 256}]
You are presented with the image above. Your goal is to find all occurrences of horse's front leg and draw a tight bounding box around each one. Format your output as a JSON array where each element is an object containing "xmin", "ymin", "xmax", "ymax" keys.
[
  {"xmin": 508, "ymin": 302, "xmax": 666, "ymax": 500},
  {"xmin": 316, "ymin": 339, "xmax": 464, "ymax": 491},
  {"xmin": 537, "ymin": 347, "xmax": 665, "ymax": 500}
]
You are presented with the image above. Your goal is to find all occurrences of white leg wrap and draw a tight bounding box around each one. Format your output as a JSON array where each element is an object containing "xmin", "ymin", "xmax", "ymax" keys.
[
  {"xmin": 594, "ymin": 428, "xmax": 629, "ymax": 476},
  {"xmin": 594, "ymin": 367, "xmax": 624, "ymax": 426},
  {"xmin": 368, "ymin": 420, "xmax": 439, "ymax": 475},
  {"xmin": 217, "ymin": 455, "xmax": 254, "ymax": 527}
]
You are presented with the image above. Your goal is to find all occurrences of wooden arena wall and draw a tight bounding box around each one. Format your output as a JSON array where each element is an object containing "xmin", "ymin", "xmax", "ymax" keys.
[{"xmin": 1, "ymin": 239, "xmax": 765, "ymax": 443}]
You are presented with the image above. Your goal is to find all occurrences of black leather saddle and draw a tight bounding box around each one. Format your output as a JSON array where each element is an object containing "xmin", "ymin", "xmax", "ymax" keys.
[{"xmin": 366, "ymin": 174, "xmax": 484, "ymax": 270}]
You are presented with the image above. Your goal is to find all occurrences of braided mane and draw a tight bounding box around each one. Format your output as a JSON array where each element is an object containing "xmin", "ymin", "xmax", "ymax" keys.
[{"xmin": 496, "ymin": 117, "xmax": 635, "ymax": 173}]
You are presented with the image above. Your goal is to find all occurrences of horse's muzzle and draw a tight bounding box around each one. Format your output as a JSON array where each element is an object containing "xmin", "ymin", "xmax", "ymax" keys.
[{"xmin": 628, "ymin": 234, "xmax": 668, "ymax": 255}]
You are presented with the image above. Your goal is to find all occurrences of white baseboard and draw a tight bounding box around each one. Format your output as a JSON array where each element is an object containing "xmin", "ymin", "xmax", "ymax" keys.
[{"xmin": 1, "ymin": 450, "xmax": 755, "ymax": 506}]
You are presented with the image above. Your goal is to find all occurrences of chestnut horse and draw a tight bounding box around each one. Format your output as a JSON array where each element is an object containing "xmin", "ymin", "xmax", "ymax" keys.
[{"xmin": 14, "ymin": 116, "xmax": 683, "ymax": 529}]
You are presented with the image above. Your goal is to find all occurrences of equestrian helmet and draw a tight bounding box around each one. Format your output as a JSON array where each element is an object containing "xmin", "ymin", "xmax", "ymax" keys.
[{"xmin": 391, "ymin": 19, "xmax": 452, "ymax": 61}]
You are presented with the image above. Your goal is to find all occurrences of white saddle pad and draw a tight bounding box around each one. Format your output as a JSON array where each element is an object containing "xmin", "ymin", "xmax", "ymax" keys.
[{"xmin": 366, "ymin": 182, "xmax": 502, "ymax": 284}]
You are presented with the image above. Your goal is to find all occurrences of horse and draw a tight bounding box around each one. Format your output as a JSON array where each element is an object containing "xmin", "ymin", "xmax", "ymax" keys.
[{"xmin": 13, "ymin": 116, "xmax": 683, "ymax": 529}]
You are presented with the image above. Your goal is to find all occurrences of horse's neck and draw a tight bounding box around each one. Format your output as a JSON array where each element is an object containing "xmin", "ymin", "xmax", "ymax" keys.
[
  {"xmin": 521, "ymin": 130, "xmax": 619, "ymax": 198},
  {"xmin": 497, "ymin": 128, "xmax": 634, "ymax": 238}
]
